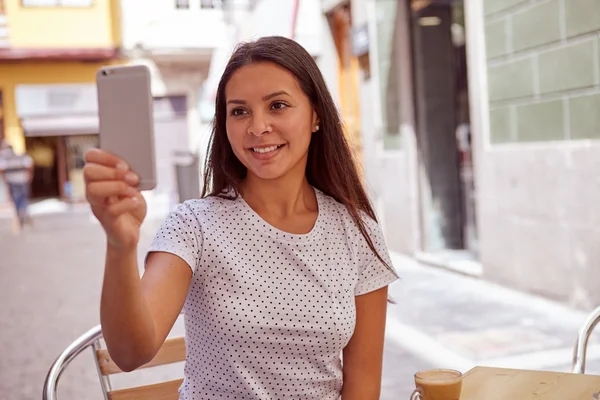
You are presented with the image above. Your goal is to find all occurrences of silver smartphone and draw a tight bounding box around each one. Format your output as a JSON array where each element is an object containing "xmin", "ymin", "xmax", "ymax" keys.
[{"xmin": 96, "ymin": 64, "xmax": 157, "ymax": 191}]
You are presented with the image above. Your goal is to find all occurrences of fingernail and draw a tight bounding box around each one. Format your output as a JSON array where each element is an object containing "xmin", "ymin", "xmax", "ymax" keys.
[
  {"xmin": 125, "ymin": 172, "xmax": 139, "ymax": 185},
  {"xmin": 116, "ymin": 162, "xmax": 129, "ymax": 170},
  {"xmin": 127, "ymin": 187, "xmax": 138, "ymax": 196}
]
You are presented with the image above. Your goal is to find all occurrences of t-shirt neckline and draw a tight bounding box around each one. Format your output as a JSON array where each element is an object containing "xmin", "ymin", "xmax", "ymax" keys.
[{"xmin": 238, "ymin": 187, "xmax": 324, "ymax": 243}]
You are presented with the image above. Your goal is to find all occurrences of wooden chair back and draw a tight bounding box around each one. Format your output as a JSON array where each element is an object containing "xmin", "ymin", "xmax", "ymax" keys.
[{"xmin": 94, "ymin": 337, "xmax": 186, "ymax": 400}]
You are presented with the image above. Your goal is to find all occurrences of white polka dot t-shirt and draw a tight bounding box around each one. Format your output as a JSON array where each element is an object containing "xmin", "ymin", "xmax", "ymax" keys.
[{"xmin": 146, "ymin": 188, "xmax": 398, "ymax": 400}]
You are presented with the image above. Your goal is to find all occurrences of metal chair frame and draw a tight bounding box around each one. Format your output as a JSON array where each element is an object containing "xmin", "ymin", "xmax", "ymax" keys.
[
  {"xmin": 44, "ymin": 324, "xmax": 185, "ymax": 400},
  {"xmin": 43, "ymin": 325, "xmax": 111, "ymax": 400},
  {"xmin": 572, "ymin": 305, "xmax": 600, "ymax": 374}
]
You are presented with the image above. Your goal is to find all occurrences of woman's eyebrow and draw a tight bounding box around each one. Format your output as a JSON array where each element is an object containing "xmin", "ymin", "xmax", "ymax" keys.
[
  {"xmin": 262, "ymin": 90, "xmax": 290, "ymax": 101},
  {"xmin": 227, "ymin": 90, "xmax": 290, "ymax": 105}
]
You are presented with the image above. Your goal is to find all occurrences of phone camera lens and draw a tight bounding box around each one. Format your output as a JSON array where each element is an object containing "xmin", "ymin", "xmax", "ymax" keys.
[{"xmin": 102, "ymin": 70, "xmax": 108, "ymax": 76}]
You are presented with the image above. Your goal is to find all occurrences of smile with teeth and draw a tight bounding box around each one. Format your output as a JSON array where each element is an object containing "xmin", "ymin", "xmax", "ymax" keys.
[{"xmin": 252, "ymin": 144, "xmax": 284, "ymax": 153}]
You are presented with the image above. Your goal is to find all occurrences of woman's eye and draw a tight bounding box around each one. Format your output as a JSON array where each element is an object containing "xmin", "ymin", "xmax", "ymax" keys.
[
  {"xmin": 271, "ymin": 101, "xmax": 288, "ymax": 110},
  {"xmin": 230, "ymin": 108, "xmax": 247, "ymax": 117}
]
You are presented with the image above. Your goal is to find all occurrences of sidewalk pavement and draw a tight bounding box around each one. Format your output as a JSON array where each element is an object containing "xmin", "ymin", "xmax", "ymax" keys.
[
  {"xmin": 385, "ymin": 253, "xmax": 600, "ymax": 379},
  {"xmin": 0, "ymin": 190, "xmax": 174, "ymax": 221}
]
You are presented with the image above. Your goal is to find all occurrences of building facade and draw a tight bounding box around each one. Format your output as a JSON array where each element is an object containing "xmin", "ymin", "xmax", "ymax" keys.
[
  {"xmin": 473, "ymin": 0, "xmax": 600, "ymax": 309},
  {"xmin": 0, "ymin": 0, "xmax": 123, "ymax": 205},
  {"xmin": 0, "ymin": 0, "xmax": 230, "ymax": 213},
  {"xmin": 349, "ymin": 0, "xmax": 600, "ymax": 310}
]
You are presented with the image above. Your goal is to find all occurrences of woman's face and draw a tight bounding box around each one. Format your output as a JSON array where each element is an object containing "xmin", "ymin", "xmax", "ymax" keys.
[{"xmin": 224, "ymin": 61, "xmax": 319, "ymax": 182}]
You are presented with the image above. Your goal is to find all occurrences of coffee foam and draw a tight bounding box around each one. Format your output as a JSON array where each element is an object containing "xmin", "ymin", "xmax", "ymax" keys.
[{"xmin": 416, "ymin": 370, "xmax": 462, "ymax": 384}]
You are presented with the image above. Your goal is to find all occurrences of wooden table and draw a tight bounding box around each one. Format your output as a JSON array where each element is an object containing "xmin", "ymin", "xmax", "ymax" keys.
[{"xmin": 461, "ymin": 366, "xmax": 600, "ymax": 399}]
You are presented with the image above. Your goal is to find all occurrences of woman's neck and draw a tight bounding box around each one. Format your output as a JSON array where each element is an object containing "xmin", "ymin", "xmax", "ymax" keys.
[{"xmin": 240, "ymin": 173, "xmax": 317, "ymax": 218}]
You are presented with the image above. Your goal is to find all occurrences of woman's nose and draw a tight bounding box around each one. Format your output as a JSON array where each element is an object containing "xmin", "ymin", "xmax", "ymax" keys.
[{"xmin": 247, "ymin": 114, "xmax": 272, "ymax": 137}]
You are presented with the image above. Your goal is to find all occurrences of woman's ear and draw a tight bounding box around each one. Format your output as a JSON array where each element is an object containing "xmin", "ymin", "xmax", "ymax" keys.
[{"xmin": 312, "ymin": 111, "xmax": 320, "ymax": 133}]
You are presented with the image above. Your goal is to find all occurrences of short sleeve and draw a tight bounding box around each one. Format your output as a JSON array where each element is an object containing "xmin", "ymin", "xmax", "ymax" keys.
[
  {"xmin": 354, "ymin": 215, "xmax": 399, "ymax": 296},
  {"xmin": 146, "ymin": 202, "xmax": 203, "ymax": 273}
]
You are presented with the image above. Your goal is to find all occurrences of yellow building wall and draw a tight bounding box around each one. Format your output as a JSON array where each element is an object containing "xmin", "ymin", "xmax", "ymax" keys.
[
  {"xmin": 5, "ymin": 0, "xmax": 120, "ymax": 48},
  {"xmin": 0, "ymin": 61, "xmax": 123, "ymax": 153}
]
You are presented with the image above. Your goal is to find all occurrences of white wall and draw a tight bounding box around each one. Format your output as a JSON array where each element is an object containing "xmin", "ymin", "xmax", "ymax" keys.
[
  {"xmin": 120, "ymin": 0, "xmax": 227, "ymax": 50},
  {"xmin": 240, "ymin": 0, "xmax": 297, "ymax": 40},
  {"xmin": 294, "ymin": 0, "xmax": 324, "ymax": 56},
  {"xmin": 237, "ymin": 0, "xmax": 323, "ymax": 58},
  {"xmin": 321, "ymin": 0, "xmax": 345, "ymax": 13},
  {"xmin": 315, "ymin": 12, "xmax": 340, "ymax": 109}
]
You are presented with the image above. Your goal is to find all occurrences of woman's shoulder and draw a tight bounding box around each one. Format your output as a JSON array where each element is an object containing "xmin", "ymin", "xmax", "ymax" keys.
[
  {"xmin": 316, "ymin": 189, "xmax": 379, "ymax": 229},
  {"xmin": 157, "ymin": 193, "xmax": 239, "ymax": 228},
  {"xmin": 179, "ymin": 194, "xmax": 242, "ymax": 217}
]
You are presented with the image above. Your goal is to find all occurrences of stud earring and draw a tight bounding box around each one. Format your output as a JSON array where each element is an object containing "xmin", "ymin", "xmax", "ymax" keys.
[{"xmin": 315, "ymin": 125, "xmax": 320, "ymax": 131}]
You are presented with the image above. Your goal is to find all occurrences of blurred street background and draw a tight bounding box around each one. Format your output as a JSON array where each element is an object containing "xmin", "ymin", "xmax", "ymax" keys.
[{"xmin": 1, "ymin": 0, "xmax": 600, "ymax": 399}]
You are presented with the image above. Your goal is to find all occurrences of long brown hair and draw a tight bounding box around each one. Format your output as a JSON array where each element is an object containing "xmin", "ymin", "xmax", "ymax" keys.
[{"xmin": 202, "ymin": 36, "xmax": 396, "ymax": 275}]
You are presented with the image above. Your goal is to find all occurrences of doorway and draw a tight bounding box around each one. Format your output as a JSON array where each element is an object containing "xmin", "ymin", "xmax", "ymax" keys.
[
  {"xmin": 65, "ymin": 134, "xmax": 99, "ymax": 201},
  {"xmin": 410, "ymin": 0, "xmax": 479, "ymax": 264},
  {"xmin": 27, "ymin": 137, "xmax": 61, "ymax": 199}
]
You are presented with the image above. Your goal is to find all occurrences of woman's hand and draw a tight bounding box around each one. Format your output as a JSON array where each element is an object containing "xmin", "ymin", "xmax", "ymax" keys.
[{"xmin": 84, "ymin": 148, "xmax": 147, "ymax": 251}]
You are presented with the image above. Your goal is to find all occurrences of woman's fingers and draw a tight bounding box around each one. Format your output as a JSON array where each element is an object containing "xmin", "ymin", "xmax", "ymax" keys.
[
  {"xmin": 85, "ymin": 148, "xmax": 128, "ymax": 170},
  {"xmin": 84, "ymin": 163, "xmax": 139, "ymax": 186},
  {"xmin": 84, "ymin": 149, "xmax": 145, "ymax": 224},
  {"xmin": 105, "ymin": 196, "xmax": 140, "ymax": 217},
  {"xmin": 87, "ymin": 181, "xmax": 137, "ymax": 204}
]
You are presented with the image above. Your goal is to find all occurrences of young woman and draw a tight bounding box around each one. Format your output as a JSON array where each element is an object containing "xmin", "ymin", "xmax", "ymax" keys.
[{"xmin": 84, "ymin": 36, "xmax": 398, "ymax": 400}]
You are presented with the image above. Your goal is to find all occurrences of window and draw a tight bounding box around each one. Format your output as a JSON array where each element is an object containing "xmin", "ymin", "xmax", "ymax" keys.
[
  {"xmin": 201, "ymin": 0, "xmax": 225, "ymax": 9},
  {"xmin": 175, "ymin": 0, "xmax": 189, "ymax": 9},
  {"xmin": 59, "ymin": 0, "xmax": 92, "ymax": 5},
  {"xmin": 153, "ymin": 95, "xmax": 187, "ymax": 118},
  {"xmin": 21, "ymin": 0, "xmax": 93, "ymax": 6}
]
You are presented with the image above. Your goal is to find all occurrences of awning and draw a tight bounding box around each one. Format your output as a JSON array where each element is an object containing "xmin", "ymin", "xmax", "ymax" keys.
[{"xmin": 21, "ymin": 114, "xmax": 99, "ymax": 137}]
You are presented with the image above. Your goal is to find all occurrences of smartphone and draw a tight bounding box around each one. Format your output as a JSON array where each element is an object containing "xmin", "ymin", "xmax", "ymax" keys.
[{"xmin": 96, "ymin": 64, "xmax": 157, "ymax": 191}]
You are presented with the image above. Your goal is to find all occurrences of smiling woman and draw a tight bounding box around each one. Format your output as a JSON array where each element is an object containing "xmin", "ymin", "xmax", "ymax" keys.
[
  {"xmin": 85, "ymin": 35, "xmax": 399, "ymax": 400},
  {"xmin": 223, "ymin": 62, "xmax": 318, "ymax": 182}
]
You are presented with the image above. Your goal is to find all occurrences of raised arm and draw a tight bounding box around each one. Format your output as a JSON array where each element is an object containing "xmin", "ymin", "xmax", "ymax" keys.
[{"xmin": 85, "ymin": 148, "xmax": 192, "ymax": 372}]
